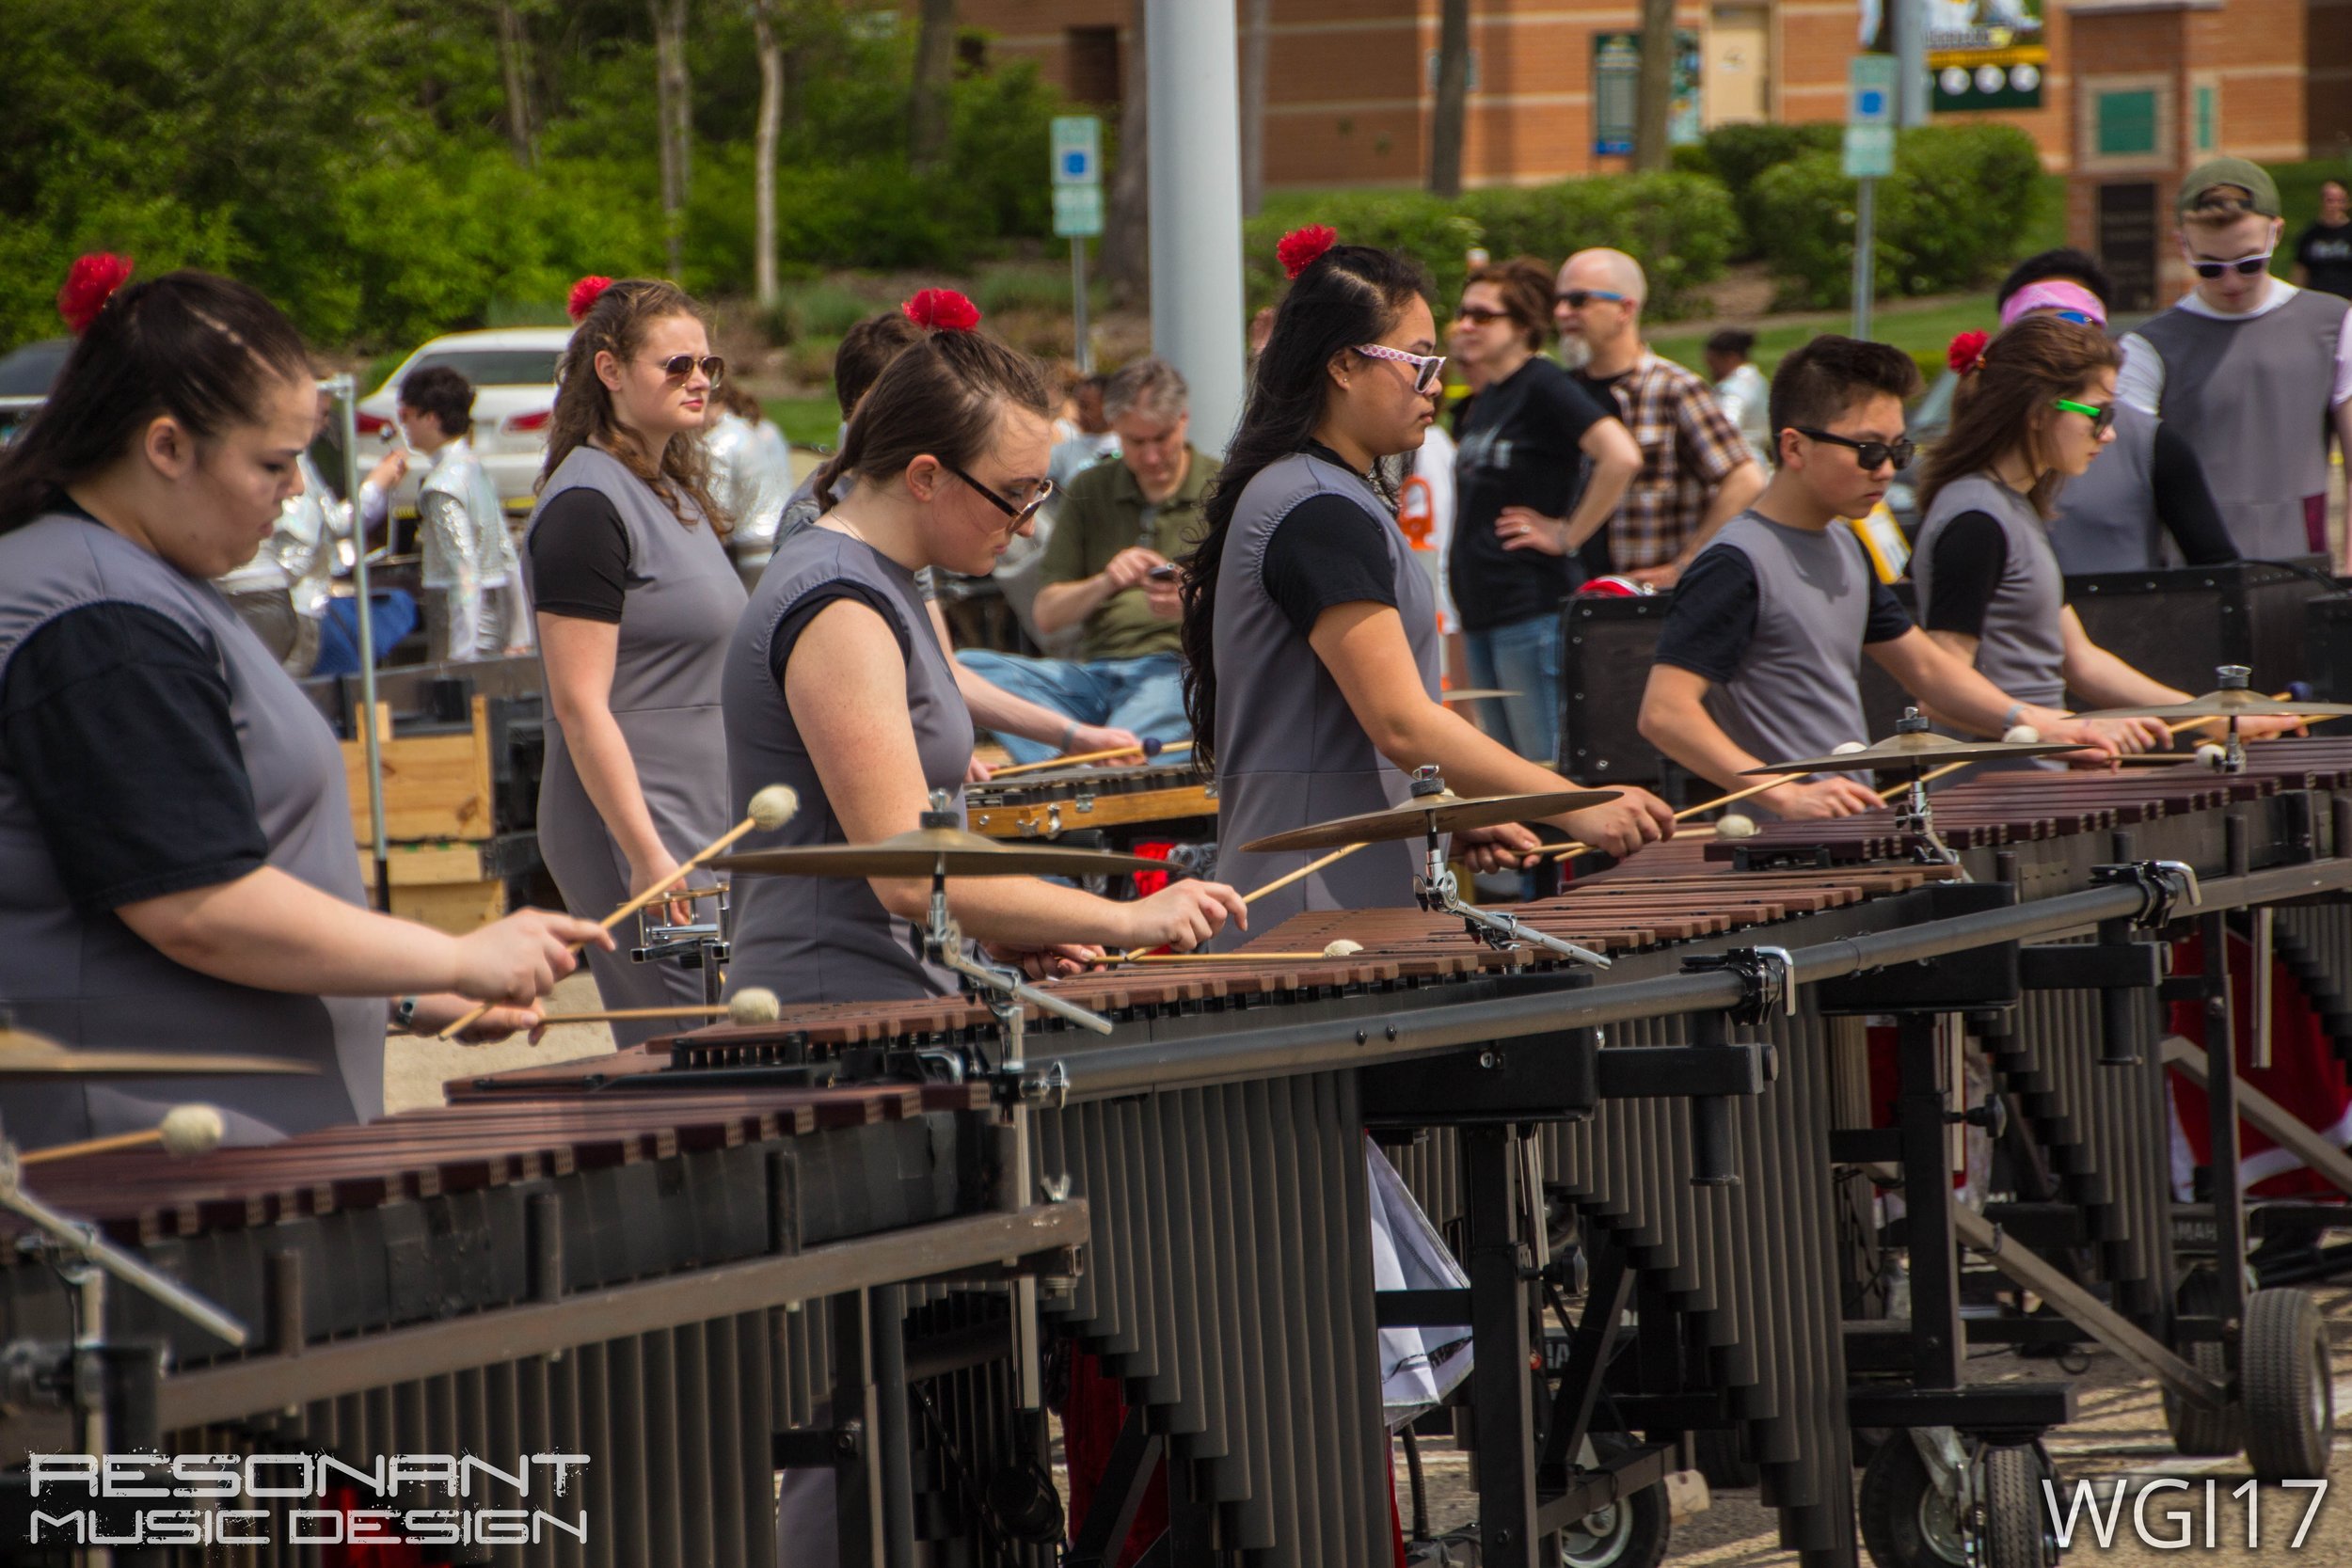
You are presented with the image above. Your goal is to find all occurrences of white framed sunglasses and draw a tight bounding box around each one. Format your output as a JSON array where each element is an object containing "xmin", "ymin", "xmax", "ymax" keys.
[{"xmin": 1354, "ymin": 342, "xmax": 1447, "ymax": 394}]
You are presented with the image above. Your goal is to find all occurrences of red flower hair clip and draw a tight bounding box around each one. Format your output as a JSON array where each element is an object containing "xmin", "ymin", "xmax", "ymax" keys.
[
  {"xmin": 902, "ymin": 289, "xmax": 982, "ymax": 333},
  {"xmin": 1947, "ymin": 329, "xmax": 1991, "ymax": 375},
  {"xmin": 1277, "ymin": 224, "xmax": 1338, "ymax": 280},
  {"xmin": 567, "ymin": 276, "xmax": 615, "ymax": 323},
  {"xmin": 58, "ymin": 253, "xmax": 135, "ymax": 336}
]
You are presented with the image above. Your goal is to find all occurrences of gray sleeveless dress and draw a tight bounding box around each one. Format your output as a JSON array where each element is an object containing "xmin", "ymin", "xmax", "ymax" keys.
[
  {"xmin": 720, "ymin": 526, "xmax": 975, "ymax": 1003},
  {"xmin": 524, "ymin": 447, "xmax": 748, "ymax": 1043},
  {"xmin": 1914, "ymin": 473, "xmax": 2069, "ymax": 776},
  {"xmin": 0, "ymin": 515, "xmax": 382, "ymax": 1148},
  {"xmin": 1210, "ymin": 450, "xmax": 1439, "ymax": 945}
]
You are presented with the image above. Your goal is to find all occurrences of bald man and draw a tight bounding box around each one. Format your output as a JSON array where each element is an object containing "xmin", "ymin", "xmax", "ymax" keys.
[{"xmin": 1556, "ymin": 248, "xmax": 1763, "ymax": 588}]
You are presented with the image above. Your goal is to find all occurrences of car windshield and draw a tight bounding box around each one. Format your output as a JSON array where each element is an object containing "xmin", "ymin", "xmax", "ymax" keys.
[{"xmin": 400, "ymin": 349, "xmax": 561, "ymax": 390}]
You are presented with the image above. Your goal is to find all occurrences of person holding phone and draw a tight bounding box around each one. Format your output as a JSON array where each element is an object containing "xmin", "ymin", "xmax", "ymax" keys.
[{"xmin": 955, "ymin": 356, "xmax": 1217, "ymax": 764}]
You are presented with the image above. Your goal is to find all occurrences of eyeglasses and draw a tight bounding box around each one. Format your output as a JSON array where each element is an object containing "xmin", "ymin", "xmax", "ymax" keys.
[
  {"xmin": 1454, "ymin": 306, "xmax": 1511, "ymax": 325},
  {"xmin": 942, "ymin": 461, "xmax": 1055, "ymax": 523},
  {"xmin": 1354, "ymin": 342, "xmax": 1448, "ymax": 394},
  {"xmin": 2052, "ymin": 397, "xmax": 2115, "ymax": 436},
  {"xmin": 645, "ymin": 354, "xmax": 726, "ymax": 384},
  {"xmin": 2185, "ymin": 251, "xmax": 2272, "ymax": 279},
  {"xmin": 1554, "ymin": 289, "xmax": 1629, "ymax": 309},
  {"xmin": 1791, "ymin": 427, "xmax": 1916, "ymax": 472}
]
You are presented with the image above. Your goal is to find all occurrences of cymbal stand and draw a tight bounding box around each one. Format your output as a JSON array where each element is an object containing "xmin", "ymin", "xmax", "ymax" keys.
[
  {"xmin": 1890, "ymin": 763, "xmax": 1965, "ymax": 872},
  {"xmin": 1411, "ymin": 829, "xmax": 1612, "ymax": 970}
]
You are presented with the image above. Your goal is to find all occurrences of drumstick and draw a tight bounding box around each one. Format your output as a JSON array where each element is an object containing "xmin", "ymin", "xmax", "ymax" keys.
[
  {"xmin": 988, "ymin": 738, "xmax": 1190, "ymax": 778},
  {"xmin": 437, "ymin": 786, "xmax": 799, "ymax": 1039},
  {"xmin": 1541, "ymin": 776, "xmax": 1783, "ymax": 860},
  {"xmin": 536, "ymin": 990, "xmax": 782, "ymax": 1028},
  {"xmin": 1116, "ymin": 841, "xmax": 1367, "ymax": 962},
  {"xmin": 21, "ymin": 1104, "xmax": 226, "ymax": 1167},
  {"xmin": 1100, "ymin": 942, "xmax": 1366, "ymax": 966}
]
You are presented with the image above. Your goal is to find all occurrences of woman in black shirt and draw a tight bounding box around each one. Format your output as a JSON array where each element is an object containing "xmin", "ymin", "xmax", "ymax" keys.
[{"xmin": 1445, "ymin": 258, "xmax": 1639, "ymax": 762}]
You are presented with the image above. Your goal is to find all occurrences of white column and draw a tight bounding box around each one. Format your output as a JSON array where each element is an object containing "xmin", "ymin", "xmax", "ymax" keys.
[
  {"xmin": 1145, "ymin": 0, "xmax": 1248, "ymax": 456},
  {"xmin": 1893, "ymin": 0, "xmax": 1931, "ymax": 128}
]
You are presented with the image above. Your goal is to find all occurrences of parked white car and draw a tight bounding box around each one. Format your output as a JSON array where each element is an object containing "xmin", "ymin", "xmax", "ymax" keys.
[{"xmin": 357, "ymin": 327, "xmax": 571, "ymax": 517}]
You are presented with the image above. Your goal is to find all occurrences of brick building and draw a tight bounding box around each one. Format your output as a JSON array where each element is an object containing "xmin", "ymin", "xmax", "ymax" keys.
[{"xmin": 957, "ymin": 1, "xmax": 2340, "ymax": 195}]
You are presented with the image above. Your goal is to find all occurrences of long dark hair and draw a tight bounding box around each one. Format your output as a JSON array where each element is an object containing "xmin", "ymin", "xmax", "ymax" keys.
[
  {"xmin": 0, "ymin": 271, "xmax": 312, "ymax": 534},
  {"xmin": 1179, "ymin": 243, "xmax": 1432, "ymax": 767},
  {"xmin": 810, "ymin": 328, "xmax": 1055, "ymax": 511},
  {"xmin": 541, "ymin": 277, "xmax": 723, "ymax": 532},
  {"xmin": 1917, "ymin": 314, "xmax": 2119, "ymax": 521}
]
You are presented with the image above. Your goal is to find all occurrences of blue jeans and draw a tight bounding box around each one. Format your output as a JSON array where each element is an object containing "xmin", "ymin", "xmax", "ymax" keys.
[
  {"xmin": 1462, "ymin": 610, "xmax": 1563, "ymax": 766},
  {"xmin": 956, "ymin": 650, "xmax": 1191, "ymax": 765}
]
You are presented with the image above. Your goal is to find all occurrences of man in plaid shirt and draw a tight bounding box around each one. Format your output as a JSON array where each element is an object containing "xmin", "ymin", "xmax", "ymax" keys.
[{"xmin": 1555, "ymin": 248, "xmax": 1764, "ymax": 587}]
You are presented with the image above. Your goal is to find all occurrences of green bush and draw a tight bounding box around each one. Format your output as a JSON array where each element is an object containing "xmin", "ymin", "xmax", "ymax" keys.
[
  {"xmin": 1244, "ymin": 189, "xmax": 1485, "ymax": 312},
  {"xmin": 973, "ymin": 262, "xmax": 1075, "ymax": 316},
  {"xmin": 1750, "ymin": 123, "xmax": 2046, "ymax": 309},
  {"xmin": 1691, "ymin": 122, "xmax": 1843, "ymax": 255}
]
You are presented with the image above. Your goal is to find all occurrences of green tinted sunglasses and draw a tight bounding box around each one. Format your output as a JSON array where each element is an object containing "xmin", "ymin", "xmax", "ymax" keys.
[{"xmin": 2052, "ymin": 398, "xmax": 2114, "ymax": 436}]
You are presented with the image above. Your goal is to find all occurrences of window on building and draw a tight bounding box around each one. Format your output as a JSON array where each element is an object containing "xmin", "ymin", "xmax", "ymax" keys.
[
  {"xmin": 1066, "ymin": 25, "xmax": 1121, "ymax": 106},
  {"xmin": 2095, "ymin": 88, "xmax": 2159, "ymax": 158},
  {"xmin": 2194, "ymin": 85, "xmax": 2217, "ymax": 153}
]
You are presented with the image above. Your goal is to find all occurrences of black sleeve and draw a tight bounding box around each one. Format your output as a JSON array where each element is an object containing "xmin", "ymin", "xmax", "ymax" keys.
[
  {"xmin": 1864, "ymin": 576, "xmax": 1915, "ymax": 643},
  {"xmin": 1537, "ymin": 372, "xmax": 1610, "ymax": 446},
  {"xmin": 766, "ymin": 583, "xmax": 915, "ymax": 691},
  {"xmin": 2148, "ymin": 421, "xmax": 2240, "ymax": 564},
  {"xmin": 1258, "ymin": 494, "xmax": 1400, "ymax": 638},
  {"xmin": 1652, "ymin": 548, "xmax": 1760, "ymax": 684},
  {"xmin": 527, "ymin": 489, "xmax": 631, "ymax": 623},
  {"xmin": 1921, "ymin": 512, "xmax": 2009, "ymax": 638},
  {"xmin": 0, "ymin": 603, "xmax": 269, "ymax": 914}
]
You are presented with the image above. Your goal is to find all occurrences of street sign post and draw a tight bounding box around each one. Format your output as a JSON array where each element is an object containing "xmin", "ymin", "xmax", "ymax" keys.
[
  {"xmin": 1845, "ymin": 55, "xmax": 1899, "ymax": 341},
  {"xmin": 1052, "ymin": 115, "xmax": 1104, "ymax": 372}
]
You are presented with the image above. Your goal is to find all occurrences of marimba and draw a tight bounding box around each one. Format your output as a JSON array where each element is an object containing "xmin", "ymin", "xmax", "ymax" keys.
[{"xmin": 965, "ymin": 756, "xmax": 1216, "ymax": 846}]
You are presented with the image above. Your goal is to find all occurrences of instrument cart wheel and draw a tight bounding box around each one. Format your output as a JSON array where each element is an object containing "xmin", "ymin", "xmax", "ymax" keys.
[
  {"xmin": 2242, "ymin": 1286, "xmax": 2336, "ymax": 1483},
  {"xmin": 1858, "ymin": 1436, "xmax": 2054, "ymax": 1568},
  {"xmin": 2164, "ymin": 1269, "xmax": 2246, "ymax": 1459},
  {"xmin": 1556, "ymin": 1434, "xmax": 1670, "ymax": 1568},
  {"xmin": 1977, "ymin": 1444, "xmax": 2058, "ymax": 1568}
]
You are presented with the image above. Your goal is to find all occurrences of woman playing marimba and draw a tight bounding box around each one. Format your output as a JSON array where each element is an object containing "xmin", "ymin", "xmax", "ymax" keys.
[
  {"xmin": 1181, "ymin": 228, "xmax": 1677, "ymax": 936},
  {"xmin": 0, "ymin": 263, "xmax": 605, "ymax": 1150},
  {"xmin": 719, "ymin": 293, "xmax": 1246, "ymax": 1005}
]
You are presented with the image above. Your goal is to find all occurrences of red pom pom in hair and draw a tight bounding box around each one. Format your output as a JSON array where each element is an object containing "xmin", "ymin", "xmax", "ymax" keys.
[
  {"xmin": 57, "ymin": 252, "xmax": 135, "ymax": 336},
  {"xmin": 567, "ymin": 276, "xmax": 614, "ymax": 323},
  {"xmin": 1277, "ymin": 224, "xmax": 1338, "ymax": 280},
  {"xmin": 1947, "ymin": 329, "xmax": 1991, "ymax": 374},
  {"xmin": 902, "ymin": 289, "xmax": 982, "ymax": 333}
]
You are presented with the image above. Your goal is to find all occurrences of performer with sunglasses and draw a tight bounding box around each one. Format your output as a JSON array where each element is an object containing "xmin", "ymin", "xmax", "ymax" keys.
[
  {"xmin": 2118, "ymin": 159, "xmax": 2352, "ymax": 563},
  {"xmin": 1639, "ymin": 336, "xmax": 2123, "ymax": 819},
  {"xmin": 1181, "ymin": 228, "xmax": 1676, "ymax": 936},
  {"xmin": 1910, "ymin": 317, "xmax": 2254, "ymax": 761},
  {"xmin": 719, "ymin": 293, "xmax": 1246, "ymax": 1005},
  {"xmin": 523, "ymin": 277, "xmax": 748, "ymax": 1043}
]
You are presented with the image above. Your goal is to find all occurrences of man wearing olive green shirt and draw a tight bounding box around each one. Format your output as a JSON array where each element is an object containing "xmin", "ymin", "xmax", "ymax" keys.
[{"xmin": 959, "ymin": 356, "xmax": 1216, "ymax": 764}]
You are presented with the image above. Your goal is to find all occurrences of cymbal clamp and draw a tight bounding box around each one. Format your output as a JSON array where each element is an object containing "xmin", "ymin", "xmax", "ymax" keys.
[
  {"xmin": 1413, "ymin": 824, "xmax": 1611, "ymax": 969},
  {"xmin": 2090, "ymin": 860, "xmax": 2201, "ymax": 929}
]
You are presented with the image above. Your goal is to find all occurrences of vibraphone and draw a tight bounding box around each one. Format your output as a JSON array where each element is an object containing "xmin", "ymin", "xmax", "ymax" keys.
[{"xmin": 965, "ymin": 758, "xmax": 1216, "ymax": 849}]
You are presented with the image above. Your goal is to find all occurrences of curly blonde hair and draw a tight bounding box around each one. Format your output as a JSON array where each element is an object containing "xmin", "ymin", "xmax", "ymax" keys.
[{"xmin": 540, "ymin": 278, "xmax": 723, "ymax": 532}]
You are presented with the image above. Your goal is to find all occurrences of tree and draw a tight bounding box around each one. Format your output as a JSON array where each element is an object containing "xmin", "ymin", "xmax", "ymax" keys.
[
  {"xmin": 1633, "ymin": 0, "xmax": 1674, "ymax": 172},
  {"xmin": 650, "ymin": 0, "xmax": 692, "ymax": 277},
  {"xmin": 1100, "ymin": 1, "xmax": 1149, "ymax": 304},
  {"xmin": 494, "ymin": 1, "xmax": 537, "ymax": 166},
  {"xmin": 909, "ymin": 0, "xmax": 955, "ymax": 171},
  {"xmin": 1427, "ymin": 0, "xmax": 1470, "ymax": 198},
  {"xmin": 748, "ymin": 0, "xmax": 783, "ymax": 307},
  {"xmin": 1239, "ymin": 0, "xmax": 1269, "ymax": 216}
]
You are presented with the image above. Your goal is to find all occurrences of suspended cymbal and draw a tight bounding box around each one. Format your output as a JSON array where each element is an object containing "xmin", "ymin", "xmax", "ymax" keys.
[
  {"xmin": 713, "ymin": 827, "xmax": 1168, "ymax": 879},
  {"xmin": 1439, "ymin": 689, "xmax": 1520, "ymax": 704},
  {"xmin": 0, "ymin": 1028, "xmax": 317, "ymax": 1080},
  {"xmin": 2073, "ymin": 689, "xmax": 2352, "ymax": 721},
  {"xmin": 1240, "ymin": 787, "xmax": 1619, "ymax": 854},
  {"xmin": 1745, "ymin": 729, "xmax": 2076, "ymax": 775}
]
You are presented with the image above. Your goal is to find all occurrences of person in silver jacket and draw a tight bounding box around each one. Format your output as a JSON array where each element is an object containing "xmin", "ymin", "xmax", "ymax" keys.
[
  {"xmin": 707, "ymin": 382, "xmax": 788, "ymax": 589},
  {"xmin": 400, "ymin": 366, "xmax": 510, "ymax": 662}
]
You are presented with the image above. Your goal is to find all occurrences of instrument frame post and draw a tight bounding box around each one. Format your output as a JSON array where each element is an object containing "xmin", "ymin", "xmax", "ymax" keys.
[
  {"xmin": 2197, "ymin": 910, "xmax": 2250, "ymax": 1333},
  {"xmin": 1462, "ymin": 1122, "xmax": 1542, "ymax": 1566},
  {"xmin": 1896, "ymin": 1012, "xmax": 1965, "ymax": 1391}
]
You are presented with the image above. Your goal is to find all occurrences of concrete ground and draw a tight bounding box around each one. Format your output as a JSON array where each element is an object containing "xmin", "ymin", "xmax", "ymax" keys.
[
  {"xmin": 1398, "ymin": 1284, "xmax": 2352, "ymax": 1565},
  {"xmin": 381, "ymin": 970, "xmax": 615, "ymax": 1114}
]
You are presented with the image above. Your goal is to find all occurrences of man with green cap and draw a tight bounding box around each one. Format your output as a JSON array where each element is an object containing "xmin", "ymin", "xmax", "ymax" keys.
[{"xmin": 2118, "ymin": 157, "xmax": 2352, "ymax": 562}]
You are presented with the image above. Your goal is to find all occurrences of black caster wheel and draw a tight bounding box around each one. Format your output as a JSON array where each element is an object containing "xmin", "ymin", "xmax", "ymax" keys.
[
  {"xmin": 2164, "ymin": 1269, "xmax": 2245, "ymax": 1459},
  {"xmin": 1978, "ymin": 1444, "xmax": 2058, "ymax": 1568},
  {"xmin": 1554, "ymin": 1435, "xmax": 1670, "ymax": 1568},
  {"xmin": 2243, "ymin": 1286, "xmax": 2335, "ymax": 1482},
  {"xmin": 1859, "ymin": 1437, "xmax": 2056, "ymax": 1568}
]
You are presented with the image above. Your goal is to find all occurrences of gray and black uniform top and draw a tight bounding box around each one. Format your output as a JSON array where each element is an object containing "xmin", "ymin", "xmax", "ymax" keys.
[
  {"xmin": 1914, "ymin": 473, "xmax": 2069, "ymax": 715},
  {"xmin": 720, "ymin": 524, "xmax": 974, "ymax": 1003},
  {"xmin": 525, "ymin": 445, "xmax": 748, "ymax": 1045},
  {"xmin": 0, "ymin": 503, "xmax": 383, "ymax": 1151},
  {"xmin": 1208, "ymin": 442, "xmax": 1439, "ymax": 942},
  {"xmin": 2045, "ymin": 404, "xmax": 2237, "ymax": 574},
  {"xmin": 1653, "ymin": 509, "xmax": 1915, "ymax": 809}
]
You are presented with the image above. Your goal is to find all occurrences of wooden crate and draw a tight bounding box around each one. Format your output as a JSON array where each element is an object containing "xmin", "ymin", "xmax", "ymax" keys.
[
  {"xmin": 358, "ymin": 840, "xmax": 511, "ymax": 935},
  {"xmin": 342, "ymin": 696, "xmax": 496, "ymax": 842}
]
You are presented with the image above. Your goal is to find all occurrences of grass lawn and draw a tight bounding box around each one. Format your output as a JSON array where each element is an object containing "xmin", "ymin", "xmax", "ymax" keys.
[
  {"xmin": 1650, "ymin": 293, "xmax": 1996, "ymax": 380},
  {"xmin": 763, "ymin": 393, "xmax": 842, "ymax": 451}
]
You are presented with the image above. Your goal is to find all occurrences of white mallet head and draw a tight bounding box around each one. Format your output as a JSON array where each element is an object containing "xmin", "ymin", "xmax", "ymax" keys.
[
  {"xmin": 748, "ymin": 784, "xmax": 800, "ymax": 832},
  {"xmin": 728, "ymin": 987, "xmax": 782, "ymax": 1025},
  {"xmin": 1831, "ymin": 740, "xmax": 1869, "ymax": 755},
  {"xmin": 159, "ymin": 1103, "xmax": 226, "ymax": 1159},
  {"xmin": 2196, "ymin": 741, "xmax": 2227, "ymax": 769},
  {"xmin": 1716, "ymin": 812, "xmax": 1758, "ymax": 839},
  {"xmin": 2002, "ymin": 724, "xmax": 2042, "ymax": 745},
  {"xmin": 1323, "ymin": 939, "xmax": 1365, "ymax": 958}
]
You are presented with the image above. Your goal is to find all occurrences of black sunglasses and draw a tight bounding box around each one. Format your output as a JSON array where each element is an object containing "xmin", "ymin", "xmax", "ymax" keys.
[
  {"xmin": 1454, "ymin": 305, "xmax": 1512, "ymax": 325},
  {"xmin": 2187, "ymin": 252, "xmax": 2272, "ymax": 280},
  {"xmin": 646, "ymin": 353, "xmax": 726, "ymax": 384},
  {"xmin": 1553, "ymin": 289, "xmax": 1629, "ymax": 309},
  {"xmin": 1792, "ymin": 427, "xmax": 1916, "ymax": 472},
  {"xmin": 943, "ymin": 461, "xmax": 1055, "ymax": 523}
]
